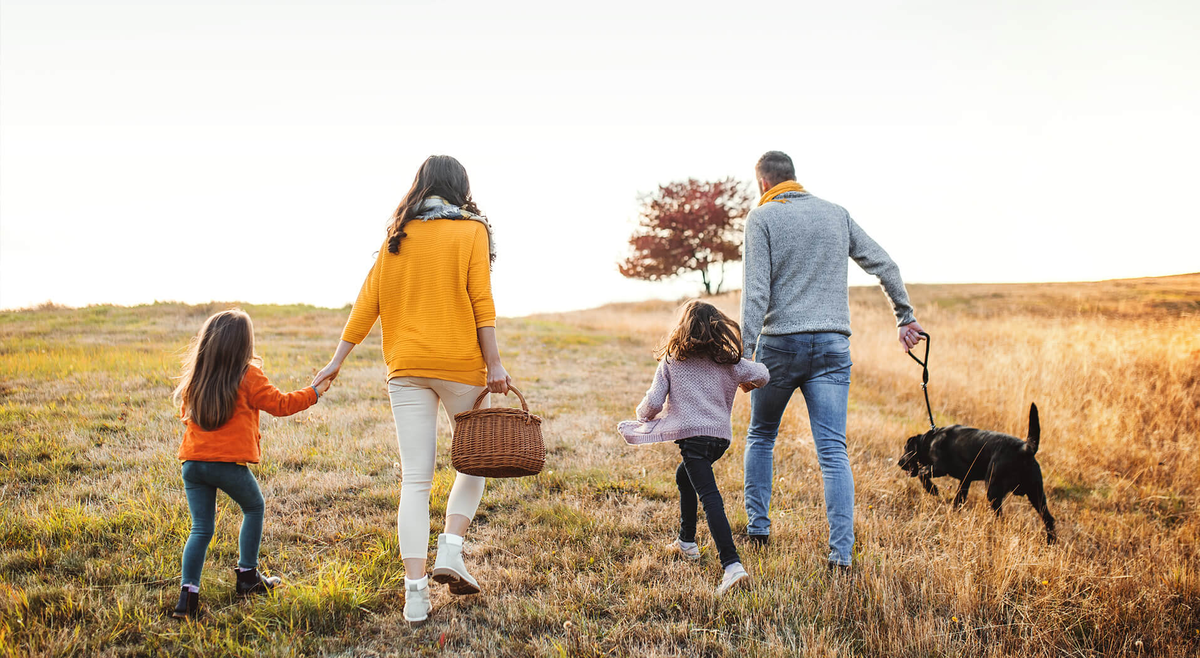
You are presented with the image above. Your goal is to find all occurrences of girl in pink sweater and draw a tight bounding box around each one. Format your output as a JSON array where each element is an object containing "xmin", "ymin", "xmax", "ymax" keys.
[{"xmin": 618, "ymin": 301, "xmax": 769, "ymax": 596}]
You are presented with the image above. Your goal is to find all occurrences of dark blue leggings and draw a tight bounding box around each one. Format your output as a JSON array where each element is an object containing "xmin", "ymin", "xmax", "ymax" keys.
[
  {"xmin": 675, "ymin": 436, "xmax": 740, "ymax": 568},
  {"xmin": 180, "ymin": 461, "xmax": 265, "ymax": 587}
]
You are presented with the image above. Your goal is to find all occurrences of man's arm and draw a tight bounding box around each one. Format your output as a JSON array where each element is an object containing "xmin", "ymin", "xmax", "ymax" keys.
[
  {"xmin": 740, "ymin": 213, "xmax": 771, "ymax": 357},
  {"xmin": 847, "ymin": 213, "xmax": 925, "ymax": 351}
]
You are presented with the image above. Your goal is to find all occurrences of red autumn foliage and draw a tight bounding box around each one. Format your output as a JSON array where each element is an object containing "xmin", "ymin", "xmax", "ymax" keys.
[{"xmin": 618, "ymin": 177, "xmax": 753, "ymax": 295}]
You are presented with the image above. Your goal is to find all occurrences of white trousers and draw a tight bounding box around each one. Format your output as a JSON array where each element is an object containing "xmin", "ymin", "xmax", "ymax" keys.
[{"xmin": 388, "ymin": 377, "xmax": 489, "ymax": 560}]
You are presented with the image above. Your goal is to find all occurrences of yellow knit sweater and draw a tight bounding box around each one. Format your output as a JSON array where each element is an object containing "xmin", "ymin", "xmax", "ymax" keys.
[{"xmin": 341, "ymin": 219, "xmax": 496, "ymax": 385}]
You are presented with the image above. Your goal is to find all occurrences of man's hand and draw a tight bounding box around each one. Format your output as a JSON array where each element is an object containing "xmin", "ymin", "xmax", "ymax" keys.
[
  {"xmin": 739, "ymin": 382, "xmax": 760, "ymax": 393},
  {"xmin": 899, "ymin": 321, "xmax": 926, "ymax": 353}
]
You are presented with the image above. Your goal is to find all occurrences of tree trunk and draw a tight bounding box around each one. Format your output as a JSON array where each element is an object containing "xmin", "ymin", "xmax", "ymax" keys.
[
  {"xmin": 716, "ymin": 261, "xmax": 727, "ymax": 294},
  {"xmin": 699, "ymin": 267, "xmax": 712, "ymax": 295}
]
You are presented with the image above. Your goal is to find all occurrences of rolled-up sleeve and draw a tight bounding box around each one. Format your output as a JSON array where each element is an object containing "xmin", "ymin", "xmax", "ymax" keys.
[{"xmin": 467, "ymin": 224, "xmax": 496, "ymax": 328}]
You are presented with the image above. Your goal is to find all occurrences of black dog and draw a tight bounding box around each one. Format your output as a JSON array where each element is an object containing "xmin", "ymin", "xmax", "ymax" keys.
[{"xmin": 898, "ymin": 403, "xmax": 1056, "ymax": 544}]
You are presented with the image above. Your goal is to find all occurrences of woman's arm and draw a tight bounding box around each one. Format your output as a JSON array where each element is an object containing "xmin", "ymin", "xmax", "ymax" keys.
[
  {"xmin": 477, "ymin": 327, "xmax": 511, "ymax": 394},
  {"xmin": 313, "ymin": 339, "xmax": 355, "ymax": 388},
  {"xmin": 468, "ymin": 225, "xmax": 509, "ymax": 394},
  {"xmin": 314, "ymin": 253, "xmax": 381, "ymax": 387}
]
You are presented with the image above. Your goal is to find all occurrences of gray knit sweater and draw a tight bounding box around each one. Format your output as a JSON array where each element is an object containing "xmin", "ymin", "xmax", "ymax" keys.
[{"xmin": 740, "ymin": 191, "xmax": 915, "ymax": 354}]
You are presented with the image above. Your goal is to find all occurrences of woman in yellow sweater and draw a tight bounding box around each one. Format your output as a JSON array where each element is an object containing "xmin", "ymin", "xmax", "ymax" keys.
[{"xmin": 312, "ymin": 155, "xmax": 511, "ymax": 625}]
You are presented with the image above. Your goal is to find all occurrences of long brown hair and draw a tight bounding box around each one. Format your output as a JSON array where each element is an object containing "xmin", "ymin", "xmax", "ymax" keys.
[
  {"xmin": 172, "ymin": 309, "xmax": 258, "ymax": 431},
  {"xmin": 387, "ymin": 155, "xmax": 483, "ymax": 256},
  {"xmin": 655, "ymin": 300, "xmax": 743, "ymax": 364}
]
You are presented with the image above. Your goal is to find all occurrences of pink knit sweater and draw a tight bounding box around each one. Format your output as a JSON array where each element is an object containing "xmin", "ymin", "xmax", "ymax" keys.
[{"xmin": 618, "ymin": 356, "xmax": 770, "ymax": 445}]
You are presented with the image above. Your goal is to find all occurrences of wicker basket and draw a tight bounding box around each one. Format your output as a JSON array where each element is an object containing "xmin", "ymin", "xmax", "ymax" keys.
[{"xmin": 452, "ymin": 386, "xmax": 545, "ymax": 478}]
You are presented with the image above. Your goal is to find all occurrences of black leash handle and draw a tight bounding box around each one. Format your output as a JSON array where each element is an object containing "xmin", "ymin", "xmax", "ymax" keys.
[{"xmin": 906, "ymin": 331, "xmax": 935, "ymax": 430}]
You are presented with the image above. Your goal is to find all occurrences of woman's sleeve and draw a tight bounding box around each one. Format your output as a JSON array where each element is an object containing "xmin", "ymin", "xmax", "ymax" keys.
[
  {"xmin": 635, "ymin": 360, "xmax": 670, "ymax": 421},
  {"xmin": 341, "ymin": 248, "xmax": 383, "ymax": 344},
  {"xmin": 467, "ymin": 224, "xmax": 496, "ymax": 329},
  {"xmin": 245, "ymin": 367, "xmax": 318, "ymax": 417},
  {"xmin": 736, "ymin": 358, "xmax": 771, "ymax": 388}
]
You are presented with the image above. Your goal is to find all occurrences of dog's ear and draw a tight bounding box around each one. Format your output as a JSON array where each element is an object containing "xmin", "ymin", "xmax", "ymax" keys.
[{"xmin": 898, "ymin": 435, "xmax": 922, "ymax": 474}]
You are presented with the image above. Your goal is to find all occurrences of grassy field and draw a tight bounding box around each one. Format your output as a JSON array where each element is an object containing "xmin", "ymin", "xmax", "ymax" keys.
[{"xmin": 1, "ymin": 275, "xmax": 1198, "ymax": 657}]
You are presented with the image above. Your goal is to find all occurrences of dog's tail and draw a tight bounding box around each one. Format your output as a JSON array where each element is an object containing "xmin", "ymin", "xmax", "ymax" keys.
[{"xmin": 1025, "ymin": 402, "xmax": 1040, "ymax": 455}]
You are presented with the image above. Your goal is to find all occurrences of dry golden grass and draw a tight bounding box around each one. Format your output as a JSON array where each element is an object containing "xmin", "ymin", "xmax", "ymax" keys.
[{"xmin": 1, "ymin": 275, "xmax": 1197, "ymax": 656}]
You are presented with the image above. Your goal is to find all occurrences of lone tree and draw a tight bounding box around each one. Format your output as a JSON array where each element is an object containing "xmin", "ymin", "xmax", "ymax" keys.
[{"xmin": 618, "ymin": 177, "xmax": 753, "ymax": 295}]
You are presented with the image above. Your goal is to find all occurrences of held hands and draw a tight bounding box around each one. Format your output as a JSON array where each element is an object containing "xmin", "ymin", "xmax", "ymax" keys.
[
  {"xmin": 739, "ymin": 382, "xmax": 761, "ymax": 393},
  {"xmin": 899, "ymin": 321, "xmax": 927, "ymax": 353},
  {"xmin": 312, "ymin": 361, "xmax": 342, "ymax": 390}
]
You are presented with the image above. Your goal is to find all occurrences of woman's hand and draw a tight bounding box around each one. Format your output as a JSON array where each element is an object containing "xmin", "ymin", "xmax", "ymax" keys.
[
  {"xmin": 487, "ymin": 362, "xmax": 512, "ymax": 394},
  {"xmin": 313, "ymin": 340, "xmax": 356, "ymax": 388},
  {"xmin": 477, "ymin": 327, "xmax": 510, "ymax": 394},
  {"xmin": 313, "ymin": 361, "xmax": 341, "ymax": 388}
]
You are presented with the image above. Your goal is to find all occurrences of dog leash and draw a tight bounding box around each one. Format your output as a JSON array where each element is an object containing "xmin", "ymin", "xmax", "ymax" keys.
[{"xmin": 906, "ymin": 331, "xmax": 935, "ymax": 430}]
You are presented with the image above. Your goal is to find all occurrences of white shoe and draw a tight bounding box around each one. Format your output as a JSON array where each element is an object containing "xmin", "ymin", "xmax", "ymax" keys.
[
  {"xmin": 665, "ymin": 539, "xmax": 701, "ymax": 561},
  {"xmin": 403, "ymin": 577, "xmax": 430, "ymax": 624},
  {"xmin": 431, "ymin": 534, "xmax": 481, "ymax": 595},
  {"xmin": 716, "ymin": 563, "xmax": 751, "ymax": 597}
]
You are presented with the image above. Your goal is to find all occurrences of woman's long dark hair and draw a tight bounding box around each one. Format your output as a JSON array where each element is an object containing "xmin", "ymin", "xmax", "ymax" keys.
[
  {"xmin": 387, "ymin": 155, "xmax": 482, "ymax": 255},
  {"xmin": 172, "ymin": 309, "xmax": 258, "ymax": 431},
  {"xmin": 655, "ymin": 300, "xmax": 743, "ymax": 364}
]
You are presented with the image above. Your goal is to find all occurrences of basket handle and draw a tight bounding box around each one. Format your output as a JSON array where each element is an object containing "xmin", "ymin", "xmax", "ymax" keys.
[{"xmin": 472, "ymin": 385, "xmax": 529, "ymax": 412}]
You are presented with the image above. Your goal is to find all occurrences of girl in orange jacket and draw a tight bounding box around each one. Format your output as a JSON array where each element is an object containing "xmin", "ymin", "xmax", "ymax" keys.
[{"xmin": 170, "ymin": 309, "xmax": 330, "ymax": 620}]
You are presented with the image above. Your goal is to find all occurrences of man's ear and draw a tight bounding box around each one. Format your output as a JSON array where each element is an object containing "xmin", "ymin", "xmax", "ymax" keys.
[{"xmin": 758, "ymin": 177, "xmax": 770, "ymax": 194}]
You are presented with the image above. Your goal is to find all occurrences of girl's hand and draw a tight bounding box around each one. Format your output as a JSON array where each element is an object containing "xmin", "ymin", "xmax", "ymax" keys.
[
  {"xmin": 314, "ymin": 377, "xmax": 333, "ymax": 395},
  {"xmin": 487, "ymin": 362, "xmax": 512, "ymax": 394},
  {"xmin": 739, "ymin": 382, "xmax": 760, "ymax": 393}
]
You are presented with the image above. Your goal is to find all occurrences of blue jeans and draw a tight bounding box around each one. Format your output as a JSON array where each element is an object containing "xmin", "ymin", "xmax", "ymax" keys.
[
  {"xmin": 743, "ymin": 332, "xmax": 854, "ymax": 566},
  {"xmin": 180, "ymin": 461, "xmax": 265, "ymax": 587}
]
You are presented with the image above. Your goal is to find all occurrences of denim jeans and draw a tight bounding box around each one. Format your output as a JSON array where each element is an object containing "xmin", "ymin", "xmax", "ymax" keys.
[
  {"xmin": 180, "ymin": 461, "xmax": 266, "ymax": 587},
  {"xmin": 743, "ymin": 332, "xmax": 854, "ymax": 566},
  {"xmin": 676, "ymin": 436, "xmax": 740, "ymax": 568}
]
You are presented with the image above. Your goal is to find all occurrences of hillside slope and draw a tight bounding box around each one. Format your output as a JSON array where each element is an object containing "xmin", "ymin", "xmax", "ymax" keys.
[{"xmin": 1, "ymin": 275, "xmax": 1197, "ymax": 656}]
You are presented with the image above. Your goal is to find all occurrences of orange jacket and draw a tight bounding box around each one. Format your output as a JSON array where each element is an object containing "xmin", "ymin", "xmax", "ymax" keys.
[{"xmin": 177, "ymin": 365, "xmax": 317, "ymax": 463}]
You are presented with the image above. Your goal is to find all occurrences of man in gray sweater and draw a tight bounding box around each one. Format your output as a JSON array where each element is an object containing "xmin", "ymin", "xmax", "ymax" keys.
[{"xmin": 740, "ymin": 150, "xmax": 925, "ymax": 568}]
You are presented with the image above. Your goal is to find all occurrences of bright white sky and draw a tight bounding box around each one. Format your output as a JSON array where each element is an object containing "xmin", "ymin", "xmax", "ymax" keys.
[{"xmin": 2, "ymin": 0, "xmax": 1198, "ymax": 316}]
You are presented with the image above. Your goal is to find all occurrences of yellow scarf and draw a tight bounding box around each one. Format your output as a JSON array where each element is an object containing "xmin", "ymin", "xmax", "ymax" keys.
[{"xmin": 758, "ymin": 180, "xmax": 807, "ymax": 206}]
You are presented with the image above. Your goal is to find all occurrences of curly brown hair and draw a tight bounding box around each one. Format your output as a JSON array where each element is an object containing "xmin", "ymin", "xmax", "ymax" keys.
[{"xmin": 654, "ymin": 300, "xmax": 743, "ymax": 364}]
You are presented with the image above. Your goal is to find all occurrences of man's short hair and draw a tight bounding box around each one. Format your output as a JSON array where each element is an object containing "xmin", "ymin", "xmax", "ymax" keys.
[{"xmin": 756, "ymin": 151, "xmax": 796, "ymax": 185}]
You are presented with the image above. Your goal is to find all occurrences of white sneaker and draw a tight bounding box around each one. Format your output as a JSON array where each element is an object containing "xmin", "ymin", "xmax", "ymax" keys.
[
  {"xmin": 403, "ymin": 577, "xmax": 430, "ymax": 624},
  {"xmin": 431, "ymin": 534, "xmax": 481, "ymax": 595},
  {"xmin": 716, "ymin": 563, "xmax": 751, "ymax": 597},
  {"xmin": 665, "ymin": 539, "xmax": 701, "ymax": 561}
]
